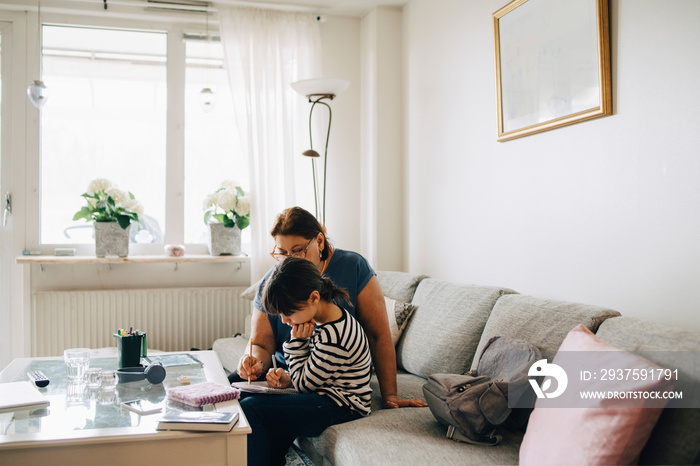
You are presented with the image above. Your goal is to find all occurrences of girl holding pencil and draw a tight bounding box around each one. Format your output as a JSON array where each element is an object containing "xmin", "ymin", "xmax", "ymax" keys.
[{"xmin": 239, "ymin": 257, "xmax": 372, "ymax": 466}]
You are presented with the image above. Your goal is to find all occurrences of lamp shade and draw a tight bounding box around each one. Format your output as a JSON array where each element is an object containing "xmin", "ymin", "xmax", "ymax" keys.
[
  {"xmin": 27, "ymin": 80, "xmax": 49, "ymax": 109},
  {"xmin": 291, "ymin": 78, "xmax": 350, "ymax": 98},
  {"xmin": 199, "ymin": 87, "xmax": 215, "ymax": 113},
  {"xmin": 302, "ymin": 149, "xmax": 320, "ymax": 158}
]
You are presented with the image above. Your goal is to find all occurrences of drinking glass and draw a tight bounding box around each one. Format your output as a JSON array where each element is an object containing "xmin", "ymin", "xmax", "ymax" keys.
[
  {"xmin": 86, "ymin": 367, "xmax": 102, "ymax": 389},
  {"xmin": 100, "ymin": 370, "xmax": 118, "ymax": 391},
  {"xmin": 64, "ymin": 348, "xmax": 91, "ymax": 383}
]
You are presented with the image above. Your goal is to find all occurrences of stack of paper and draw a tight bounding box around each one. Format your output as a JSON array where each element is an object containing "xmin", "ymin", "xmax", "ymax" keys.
[{"xmin": 0, "ymin": 381, "xmax": 50, "ymax": 414}]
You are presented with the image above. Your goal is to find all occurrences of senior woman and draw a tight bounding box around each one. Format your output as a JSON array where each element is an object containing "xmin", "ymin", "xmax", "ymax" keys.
[{"xmin": 234, "ymin": 206, "xmax": 426, "ymax": 409}]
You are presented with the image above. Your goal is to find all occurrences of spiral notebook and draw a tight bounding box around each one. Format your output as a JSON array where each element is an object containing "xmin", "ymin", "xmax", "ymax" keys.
[{"xmin": 231, "ymin": 381, "xmax": 298, "ymax": 395}]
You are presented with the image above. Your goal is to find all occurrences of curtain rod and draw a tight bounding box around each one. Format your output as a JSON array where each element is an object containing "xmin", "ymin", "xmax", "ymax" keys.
[{"xmin": 99, "ymin": 0, "xmax": 327, "ymax": 17}]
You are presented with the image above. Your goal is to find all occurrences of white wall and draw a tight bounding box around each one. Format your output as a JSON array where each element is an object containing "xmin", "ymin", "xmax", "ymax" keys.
[
  {"xmin": 403, "ymin": 0, "xmax": 700, "ymax": 330},
  {"xmin": 319, "ymin": 16, "xmax": 363, "ymax": 253},
  {"xmin": 360, "ymin": 7, "xmax": 404, "ymax": 271}
]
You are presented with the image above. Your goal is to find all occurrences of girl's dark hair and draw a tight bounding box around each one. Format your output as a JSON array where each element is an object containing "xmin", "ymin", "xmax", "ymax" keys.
[
  {"xmin": 270, "ymin": 206, "xmax": 332, "ymax": 261},
  {"xmin": 263, "ymin": 257, "xmax": 349, "ymax": 317}
]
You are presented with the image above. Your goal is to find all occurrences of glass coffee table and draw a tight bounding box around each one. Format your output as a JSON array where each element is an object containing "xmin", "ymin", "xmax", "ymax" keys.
[{"xmin": 0, "ymin": 351, "xmax": 250, "ymax": 465}]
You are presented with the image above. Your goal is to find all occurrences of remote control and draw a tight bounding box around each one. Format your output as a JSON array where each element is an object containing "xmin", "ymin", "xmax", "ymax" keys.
[{"xmin": 27, "ymin": 370, "xmax": 50, "ymax": 388}]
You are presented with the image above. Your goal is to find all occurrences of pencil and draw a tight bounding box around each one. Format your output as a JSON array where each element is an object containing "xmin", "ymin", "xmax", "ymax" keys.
[
  {"xmin": 271, "ymin": 355, "xmax": 280, "ymax": 387},
  {"xmin": 248, "ymin": 339, "xmax": 252, "ymax": 384}
]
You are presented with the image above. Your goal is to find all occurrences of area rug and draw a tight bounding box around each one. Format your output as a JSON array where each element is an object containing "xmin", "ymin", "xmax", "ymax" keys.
[{"xmin": 285, "ymin": 444, "xmax": 315, "ymax": 466}]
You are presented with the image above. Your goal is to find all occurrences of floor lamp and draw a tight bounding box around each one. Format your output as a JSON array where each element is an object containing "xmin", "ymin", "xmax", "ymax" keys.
[{"xmin": 290, "ymin": 78, "xmax": 349, "ymax": 225}]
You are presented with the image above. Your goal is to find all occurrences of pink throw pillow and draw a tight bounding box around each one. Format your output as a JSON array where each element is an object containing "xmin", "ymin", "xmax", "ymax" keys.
[{"xmin": 519, "ymin": 324, "xmax": 675, "ymax": 466}]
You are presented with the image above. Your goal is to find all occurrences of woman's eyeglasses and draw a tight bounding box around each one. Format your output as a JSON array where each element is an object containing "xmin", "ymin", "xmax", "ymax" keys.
[{"xmin": 270, "ymin": 238, "xmax": 314, "ymax": 261}]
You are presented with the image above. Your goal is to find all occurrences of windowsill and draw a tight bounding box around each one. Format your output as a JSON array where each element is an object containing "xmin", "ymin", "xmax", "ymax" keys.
[{"xmin": 15, "ymin": 254, "xmax": 249, "ymax": 265}]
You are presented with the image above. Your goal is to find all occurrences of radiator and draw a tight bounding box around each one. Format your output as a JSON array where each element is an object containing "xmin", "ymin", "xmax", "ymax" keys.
[{"xmin": 31, "ymin": 287, "xmax": 251, "ymax": 357}]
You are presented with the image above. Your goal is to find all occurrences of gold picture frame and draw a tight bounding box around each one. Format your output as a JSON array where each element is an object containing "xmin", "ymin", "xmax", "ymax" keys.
[{"xmin": 494, "ymin": 0, "xmax": 612, "ymax": 142}]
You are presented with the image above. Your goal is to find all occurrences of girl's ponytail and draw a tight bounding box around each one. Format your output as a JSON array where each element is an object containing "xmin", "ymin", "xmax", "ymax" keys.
[{"xmin": 319, "ymin": 276, "xmax": 350, "ymax": 305}]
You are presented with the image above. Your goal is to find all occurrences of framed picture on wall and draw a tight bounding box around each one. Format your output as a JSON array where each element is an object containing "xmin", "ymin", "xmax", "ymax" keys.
[{"xmin": 493, "ymin": 0, "xmax": 612, "ymax": 142}]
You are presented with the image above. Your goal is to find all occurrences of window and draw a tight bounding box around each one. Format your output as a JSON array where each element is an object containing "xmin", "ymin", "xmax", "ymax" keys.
[
  {"xmin": 183, "ymin": 37, "xmax": 247, "ymax": 245},
  {"xmin": 40, "ymin": 23, "xmax": 247, "ymax": 248},
  {"xmin": 41, "ymin": 25, "xmax": 167, "ymax": 245}
]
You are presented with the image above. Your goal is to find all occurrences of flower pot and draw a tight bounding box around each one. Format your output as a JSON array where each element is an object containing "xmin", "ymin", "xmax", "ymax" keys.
[
  {"xmin": 94, "ymin": 221, "xmax": 130, "ymax": 257},
  {"xmin": 208, "ymin": 223, "xmax": 241, "ymax": 256}
]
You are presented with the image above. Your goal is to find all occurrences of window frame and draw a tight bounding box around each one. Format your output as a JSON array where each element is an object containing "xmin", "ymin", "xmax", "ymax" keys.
[{"xmin": 28, "ymin": 11, "xmax": 226, "ymax": 256}]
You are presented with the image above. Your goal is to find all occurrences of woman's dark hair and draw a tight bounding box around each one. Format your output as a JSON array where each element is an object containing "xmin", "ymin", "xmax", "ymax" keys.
[
  {"xmin": 263, "ymin": 257, "xmax": 349, "ymax": 317},
  {"xmin": 270, "ymin": 206, "xmax": 332, "ymax": 261}
]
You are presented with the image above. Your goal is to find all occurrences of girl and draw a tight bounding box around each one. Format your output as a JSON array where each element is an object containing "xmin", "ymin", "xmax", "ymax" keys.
[{"xmin": 240, "ymin": 257, "xmax": 372, "ymax": 466}]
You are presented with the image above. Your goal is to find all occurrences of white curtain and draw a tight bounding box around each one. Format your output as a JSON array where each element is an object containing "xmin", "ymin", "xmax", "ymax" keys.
[{"xmin": 217, "ymin": 6, "xmax": 321, "ymax": 280}]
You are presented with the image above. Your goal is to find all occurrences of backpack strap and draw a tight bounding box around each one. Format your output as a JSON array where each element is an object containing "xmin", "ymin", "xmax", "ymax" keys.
[{"xmin": 446, "ymin": 425, "xmax": 503, "ymax": 446}]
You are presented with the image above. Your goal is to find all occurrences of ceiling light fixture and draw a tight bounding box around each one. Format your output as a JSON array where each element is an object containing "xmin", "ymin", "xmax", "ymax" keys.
[
  {"xmin": 199, "ymin": 7, "xmax": 215, "ymax": 112},
  {"xmin": 27, "ymin": 0, "xmax": 48, "ymax": 109}
]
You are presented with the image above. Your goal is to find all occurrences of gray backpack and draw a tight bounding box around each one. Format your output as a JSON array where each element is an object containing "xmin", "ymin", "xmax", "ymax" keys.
[{"xmin": 422, "ymin": 336, "xmax": 541, "ymax": 446}]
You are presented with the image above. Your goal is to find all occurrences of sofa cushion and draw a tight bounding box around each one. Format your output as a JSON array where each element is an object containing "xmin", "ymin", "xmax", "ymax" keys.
[
  {"xmin": 377, "ymin": 271, "xmax": 428, "ymax": 303},
  {"xmin": 519, "ymin": 324, "xmax": 672, "ymax": 466},
  {"xmin": 211, "ymin": 334, "xmax": 249, "ymax": 373},
  {"xmin": 595, "ymin": 316, "xmax": 700, "ymax": 466},
  {"xmin": 299, "ymin": 409, "xmax": 522, "ymax": 466},
  {"xmin": 300, "ymin": 370, "xmax": 522, "ymax": 466},
  {"xmin": 240, "ymin": 279, "xmax": 261, "ymax": 301},
  {"xmin": 368, "ymin": 369, "xmax": 428, "ymax": 413},
  {"xmin": 396, "ymin": 279, "xmax": 517, "ymax": 378},
  {"xmin": 470, "ymin": 294, "xmax": 620, "ymax": 371}
]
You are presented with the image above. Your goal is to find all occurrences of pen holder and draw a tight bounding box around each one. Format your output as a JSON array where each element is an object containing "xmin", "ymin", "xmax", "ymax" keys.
[{"xmin": 114, "ymin": 333, "xmax": 147, "ymax": 369}]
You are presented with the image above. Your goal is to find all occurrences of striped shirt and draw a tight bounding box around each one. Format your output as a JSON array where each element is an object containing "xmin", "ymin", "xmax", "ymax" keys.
[{"xmin": 283, "ymin": 308, "xmax": 372, "ymax": 416}]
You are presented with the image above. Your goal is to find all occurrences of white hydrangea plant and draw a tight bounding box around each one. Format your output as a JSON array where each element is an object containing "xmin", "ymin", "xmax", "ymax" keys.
[
  {"xmin": 73, "ymin": 178, "xmax": 143, "ymax": 230},
  {"xmin": 203, "ymin": 180, "xmax": 250, "ymax": 230}
]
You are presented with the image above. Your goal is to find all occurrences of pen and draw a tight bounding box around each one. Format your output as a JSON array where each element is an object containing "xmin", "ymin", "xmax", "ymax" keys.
[
  {"xmin": 271, "ymin": 355, "xmax": 280, "ymax": 387},
  {"xmin": 248, "ymin": 339, "xmax": 253, "ymax": 385}
]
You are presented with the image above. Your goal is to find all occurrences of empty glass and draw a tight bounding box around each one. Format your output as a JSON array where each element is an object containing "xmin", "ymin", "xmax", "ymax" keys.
[
  {"xmin": 100, "ymin": 371, "xmax": 118, "ymax": 391},
  {"xmin": 86, "ymin": 367, "xmax": 102, "ymax": 389}
]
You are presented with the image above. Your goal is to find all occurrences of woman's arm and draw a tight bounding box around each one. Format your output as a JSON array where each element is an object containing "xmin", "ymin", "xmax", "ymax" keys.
[
  {"xmin": 237, "ymin": 307, "xmax": 277, "ymax": 380},
  {"xmin": 355, "ymin": 276, "xmax": 428, "ymax": 408}
]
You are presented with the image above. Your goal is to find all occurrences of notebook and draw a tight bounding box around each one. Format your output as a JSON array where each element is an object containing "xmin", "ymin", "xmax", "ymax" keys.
[
  {"xmin": 156, "ymin": 410, "xmax": 239, "ymax": 432},
  {"xmin": 231, "ymin": 381, "xmax": 298, "ymax": 395},
  {"xmin": 167, "ymin": 382, "xmax": 240, "ymax": 407},
  {"xmin": 0, "ymin": 381, "xmax": 51, "ymax": 414}
]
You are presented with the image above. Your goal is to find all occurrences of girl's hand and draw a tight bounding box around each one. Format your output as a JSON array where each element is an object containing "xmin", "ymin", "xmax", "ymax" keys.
[
  {"xmin": 237, "ymin": 353, "xmax": 264, "ymax": 381},
  {"xmin": 266, "ymin": 368, "xmax": 292, "ymax": 389},
  {"xmin": 290, "ymin": 321, "xmax": 315, "ymax": 339}
]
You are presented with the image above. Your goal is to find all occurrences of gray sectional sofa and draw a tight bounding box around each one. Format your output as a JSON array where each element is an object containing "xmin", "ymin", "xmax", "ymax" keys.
[{"xmin": 213, "ymin": 272, "xmax": 700, "ymax": 465}]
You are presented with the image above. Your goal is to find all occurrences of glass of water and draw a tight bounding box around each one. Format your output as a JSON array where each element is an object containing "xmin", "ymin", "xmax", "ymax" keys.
[{"xmin": 64, "ymin": 348, "xmax": 91, "ymax": 383}]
